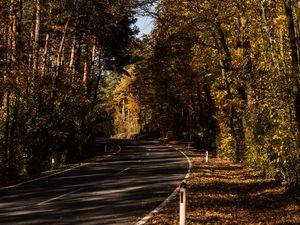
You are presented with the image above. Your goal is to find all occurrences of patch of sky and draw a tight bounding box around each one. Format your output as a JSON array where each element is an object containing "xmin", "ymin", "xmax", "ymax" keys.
[{"xmin": 134, "ymin": 15, "xmax": 154, "ymax": 38}]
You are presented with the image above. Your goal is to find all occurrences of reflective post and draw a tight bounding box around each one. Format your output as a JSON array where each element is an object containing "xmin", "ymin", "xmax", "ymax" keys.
[
  {"xmin": 179, "ymin": 182, "xmax": 186, "ymax": 225},
  {"xmin": 205, "ymin": 151, "xmax": 208, "ymax": 163},
  {"xmin": 51, "ymin": 158, "xmax": 55, "ymax": 168}
]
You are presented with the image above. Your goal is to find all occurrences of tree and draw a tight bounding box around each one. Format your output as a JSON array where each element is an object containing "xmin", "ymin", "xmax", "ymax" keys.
[
  {"xmin": 130, "ymin": 0, "xmax": 300, "ymax": 192},
  {"xmin": 0, "ymin": 0, "xmax": 139, "ymax": 181}
]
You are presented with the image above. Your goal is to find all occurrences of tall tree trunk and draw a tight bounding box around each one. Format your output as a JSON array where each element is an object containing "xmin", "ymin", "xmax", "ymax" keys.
[
  {"xmin": 56, "ymin": 18, "xmax": 70, "ymax": 76},
  {"xmin": 75, "ymin": 36, "xmax": 82, "ymax": 74},
  {"xmin": 285, "ymin": 0, "xmax": 300, "ymax": 127},
  {"xmin": 3, "ymin": 0, "xmax": 17, "ymax": 177},
  {"xmin": 203, "ymin": 82, "xmax": 218, "ymax": 153},
  {"xmin": 69, "ymin": 35, "xmax": 76, "ymax": 80},
  {"xmin": 219, "ymin": 56, "xmax": 241, "ymax": 160},
  {"xmin": 122, "ymin": 98, "xmax": 126, "ymax": 122},
  {"xmin": 9, "ymin": 0, "xmax": 16, "ymax": 63},
  {"xmin": 17, "ymin": 0, "xmax": 23, "ymax": 55},
  {"xmin": 90, "ymin": 37, "xmax": 96, "ymax": 77},
  {"xmin": 213, "ymin": 22, "xmax": 245, "ymax": 161},
  {"xmin": 260, "ymin": 1, "xmax": 280, "ymax": 72},
  {"xmin": 196, "ymin": 84, "xmax": 204, "ymax": 127},
  {"xmin": 236, "ymin": 1, "xmax": 256, "ymax": 156},
  {"xmin": 41, "ymin": 33, "xmax": 49, "ymax": 77},
  {"xmin": 83, "ymin": 44, "xmax": 89, "ymax": 87},
  {"xmin": 31, "ymin": 0, "xmax": 41, "ymax": 89},
  {"xmin": 296, "ymin": 1, "xmax": 300, "ymax": 61}
]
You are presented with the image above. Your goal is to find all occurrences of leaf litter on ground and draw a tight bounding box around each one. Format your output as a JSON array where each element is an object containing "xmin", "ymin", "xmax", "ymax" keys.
[{"xmin": 146, "ymin": 142, "xmax": 300, "ymax": 225}]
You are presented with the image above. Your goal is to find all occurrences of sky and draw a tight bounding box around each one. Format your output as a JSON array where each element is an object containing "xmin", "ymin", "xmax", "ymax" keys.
[{"xmin": 135, "ymin": 16, "xmax": 154, "ymax": 38}]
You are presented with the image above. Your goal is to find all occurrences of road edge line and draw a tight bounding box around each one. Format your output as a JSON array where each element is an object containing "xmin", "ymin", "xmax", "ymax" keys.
[
  {"xmin": 0, "ymin": 146, "xmax": 122, "ymax": 191},
  {"xmin": 135, "ymin": 145, "xmax": 192, "ymax": 225}
]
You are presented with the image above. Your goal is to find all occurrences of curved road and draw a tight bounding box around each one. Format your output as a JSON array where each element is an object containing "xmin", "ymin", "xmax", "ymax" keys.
[{"xmin": 0, "ymin": 141, "xmax": 189, "ymax": 224}]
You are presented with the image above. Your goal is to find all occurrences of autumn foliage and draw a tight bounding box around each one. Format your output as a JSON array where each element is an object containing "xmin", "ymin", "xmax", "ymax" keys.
[
  {"xmin": 114, "ymin": 0, "xmax": 300, "ymax": 193},
  {"xmin": 0, "ymin": 0, "xmax": 137, "ymax": 182}
]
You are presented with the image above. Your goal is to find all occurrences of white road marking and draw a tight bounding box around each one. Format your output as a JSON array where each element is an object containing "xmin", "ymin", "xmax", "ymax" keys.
[
  {"xmin": 117, "ymin": 167, "xmax": 130, "ymax": 174},
  {"xmin": 0, "ymin": 147, "xmax": 122, "ymax": 191},
  {"xmin": 37, "ymin": 188, "xmax": 83, "ymax": 206},
  {"xmin": 135, "ymin": 146, "xmax": 192, "ymax": 225}
]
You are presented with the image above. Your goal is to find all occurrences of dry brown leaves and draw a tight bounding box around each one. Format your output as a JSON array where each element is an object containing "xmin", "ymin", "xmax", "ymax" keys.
[{"xmin": 147, "ymin": 145, "xmax": 300, "ymax": 225}]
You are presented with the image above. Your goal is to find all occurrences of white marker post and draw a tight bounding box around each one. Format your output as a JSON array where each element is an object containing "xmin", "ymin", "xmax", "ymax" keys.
[
  {"xmin": 187, "ymin": 143, "xmax": 190, "ymax": 151},
  {"xmin": 205, "ymin": 151, "xmax": 208, "ymax": 163},
  {"xmin": 51, "ymin": 158, "xmax": 55, "ymax": 168},
  {"xmin": 179, "ymin": 181, "xmax": 186, "ymax": 225}
]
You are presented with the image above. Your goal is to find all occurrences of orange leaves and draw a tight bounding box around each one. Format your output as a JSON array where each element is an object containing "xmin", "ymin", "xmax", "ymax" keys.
[{"xmin": 147, "ymin": 145, "xmax": 300, "ymax": 224}]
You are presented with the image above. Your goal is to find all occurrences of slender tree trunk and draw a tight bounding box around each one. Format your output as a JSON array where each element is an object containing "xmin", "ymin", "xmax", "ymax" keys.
[
  {"xmin": 3, "ymin": 89, "xmax": 10, "ymax": 176},
  {"xmin": 17, "ymin": 0, "xmax": 22, "ymax": 46},
  {"xmin": 60, "ymin": 46, "xmax": 65, "ymax": 68},
  {"xmin": 236, "ymin": 1, "xmax": 256, "ymax": 157},
  {"xmin": 90, "ymin": 37, "xmax": 96, "ymax": 77},
  {"xmin": 296, "ymin": 1, "xmax": 300, "ymax": 61},
  {"xmin": 32, "ymin": 0, "xmax": 40, "ymax": 87},
  {"xmin": 9, "ymin": 0, "xmax": 16, "ymax": 63},
  {"xmin": 203, "ymin": 82, "xmax": 218, "ymax": 153},
  {"xmin": 28, "ymin": 13, "xmax": 34, "ymax": 75},
  {"xmin": 261, "ymin": 0, "xmax": 282, "ymax": 76},
  {"xmin": 91, "ymin": 72, "xmax": 102, "ymax": 112},
  {"xmin": 56, "ymin": 18, "xmax": 70, "ymax": 76},
  {"xmin": 213, "ymin": 22, "xmax": 245, "ymax": 161},
  {"xmin": 83, "ymin": 44, "xmax": 89, "ymax": 87},
  {"xmin": 122, "ymin": 98, "xmax": 126, "ymax": 122},
  {"xmin": 2, "ymin": 30, "xmax": 10, "ymax": 170},
  {"xmin": 41, "ymin": 33, "xmax": 49, "ymax": 77},
  {"xmin": 196, "ymin": 84, "xmax": 204, "ymax": 127},
  {"xmin": 285, "ymin": 0, "xmax": 300, "ymax": 127},
  {"xmin": 219, "ymin": 56, "xmax": 241, "ymax": 160},
  {"xmin": 3, "ymin": 0, "xmax": 17, "ymax": 177},
  {"xmin": 75, "ymin": 36, "xmax": 82, "ymax": 74},
  {"xmin": 83, "ymin": 54, "xmax": 88, "ymax": 85},
  {"xmin": 69, "ymin": 36, "xmax": 76, "ymax": 68}
]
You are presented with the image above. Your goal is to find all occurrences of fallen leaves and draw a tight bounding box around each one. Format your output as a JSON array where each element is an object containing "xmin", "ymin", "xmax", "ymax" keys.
[{"xmin": 146, "ymin": 144, "xmax": 300, "ymax": 224}]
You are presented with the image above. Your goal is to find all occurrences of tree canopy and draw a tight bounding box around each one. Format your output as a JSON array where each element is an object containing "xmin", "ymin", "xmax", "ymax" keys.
[
  {"xmin": 0, "ymin": 0, "xmax": 139, "ymax": 179},
  {"xmin": 115, "ymin": 0, "xmax": 300, "ymax": 193},
  {"xmin": 1, "ymin": 0, "xmax": 299, "ymax": 194}
]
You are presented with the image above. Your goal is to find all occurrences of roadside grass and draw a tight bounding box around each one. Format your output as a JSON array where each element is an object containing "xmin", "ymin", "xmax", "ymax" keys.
[{"xmin": 147, "ymin": 142, "xmax": 300, "ymax": 225}]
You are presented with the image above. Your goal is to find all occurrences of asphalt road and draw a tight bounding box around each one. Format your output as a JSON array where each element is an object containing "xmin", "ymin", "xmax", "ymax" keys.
[{"xmin": 0, "ymin": 140, "xmax": 189, "ymax": 225}]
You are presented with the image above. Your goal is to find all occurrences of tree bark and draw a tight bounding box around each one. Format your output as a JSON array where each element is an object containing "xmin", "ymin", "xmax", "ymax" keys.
[
  {"xmin": 69, "ymin": 36, "xmax": 76, "ymax": 68},
  {"xmin": 83, "ymin": 44, "xmax": 89, "ymax": 87},
  {"xmin": 213, "ymin": 22, "xmax": 245, "ymax": 161},
  {"xmin": 31, "ymin": 0, "xmax": 41, "ymax": 89},
  {"xmin": 41, "ymin": 33, "xmax": 49, "ymax": 77},
  {"xmin": 285, "ymin": 0, "xmax": 300, "ymax": 127},
  {"xmin": 56, "ymin": 18, "xmax": 70, "ymax": 74},
  {"xmin": 236, "ymin": 1, "xmax": 256, "ymax": 157},
  {"xmin": 260, "ymin": 0, "xmax": 283, "ymax": 76},
  {"xmin": 3, "ymin": 0, "xmax": 17, "ymax": 177}
]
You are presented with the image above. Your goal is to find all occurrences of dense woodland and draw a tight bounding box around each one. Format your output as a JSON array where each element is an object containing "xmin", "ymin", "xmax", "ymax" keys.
[
  {"xmin": 0, "ymin": 0, "xmax": 144, "ymax": 180},
  {"xmin": 1, "ymin": 0, "xmax": 300, "ymax": 194},
  {"xmin": 113, "ymin": 0, "xmax": 300, "ymax": 193}
]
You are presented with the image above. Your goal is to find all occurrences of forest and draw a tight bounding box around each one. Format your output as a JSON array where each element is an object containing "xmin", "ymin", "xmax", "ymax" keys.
[{"xmin": 1, "ymin": 0, "xmax": 300, "ymax": 194}]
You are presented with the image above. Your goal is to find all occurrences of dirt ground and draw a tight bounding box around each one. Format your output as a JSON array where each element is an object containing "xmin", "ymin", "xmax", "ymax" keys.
[{"xmin": 147, "ymin": 144, "xmax": 300, "ymax": 225}]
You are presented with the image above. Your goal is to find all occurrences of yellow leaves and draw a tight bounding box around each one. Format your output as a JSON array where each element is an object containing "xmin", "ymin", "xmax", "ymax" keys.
[
  {"xmin": 110, "ymin": 66, "xmax": 140, "ymax": 136},
  {"xmin": 273, "ymin": 15, "xmax": 287, "ymax": 26},
  {"xmin": 272, "ymin": 134, "xmax": 280, "ymax": 140}
]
